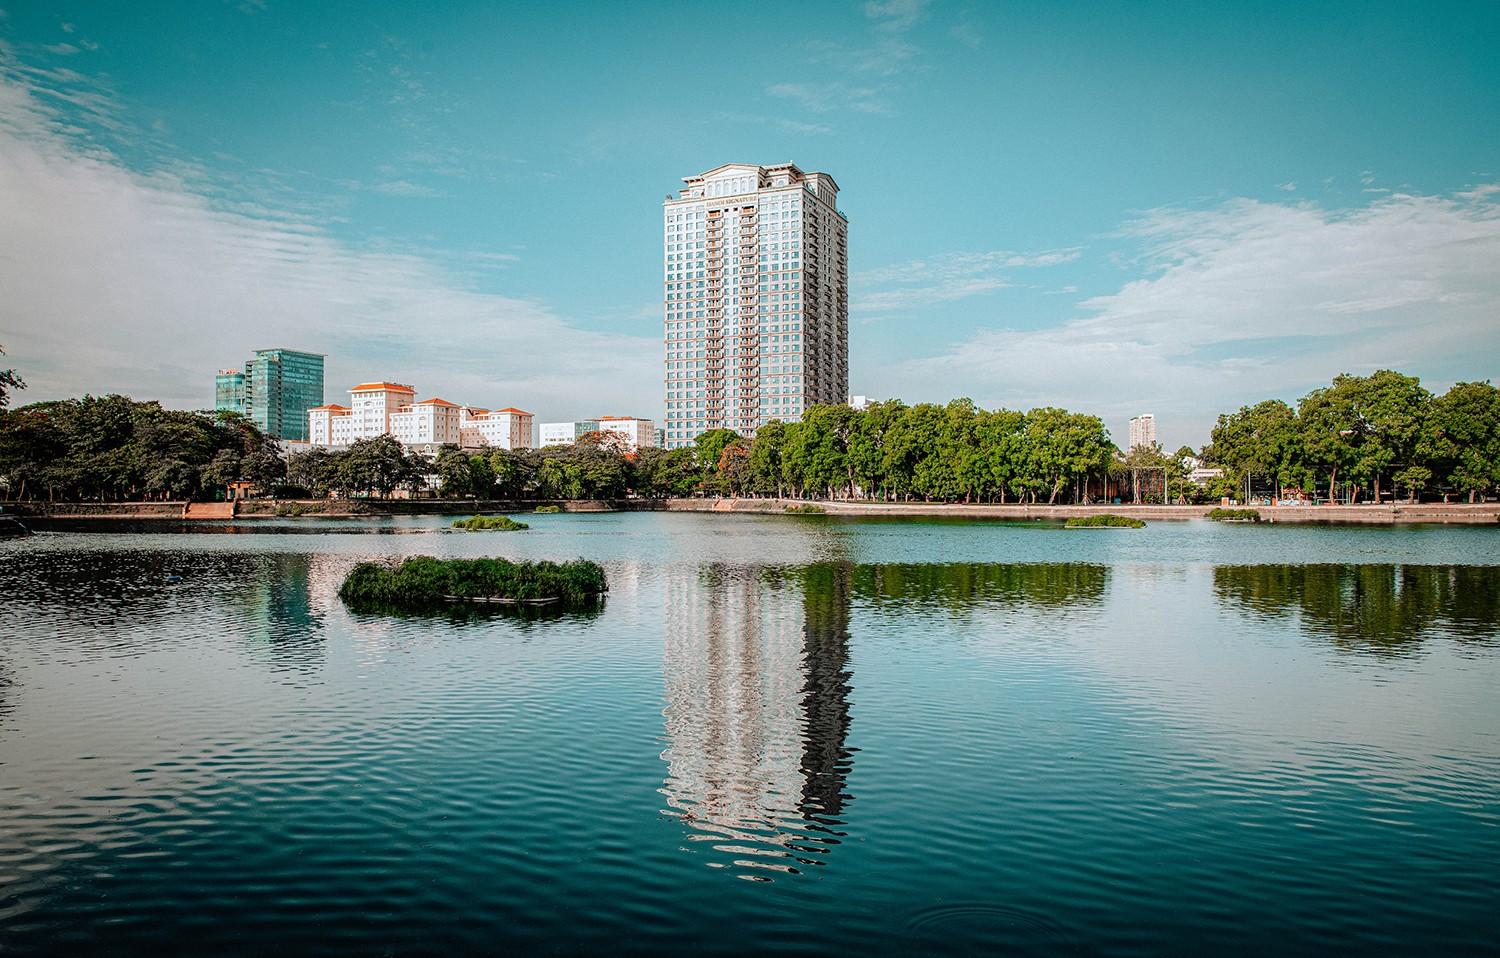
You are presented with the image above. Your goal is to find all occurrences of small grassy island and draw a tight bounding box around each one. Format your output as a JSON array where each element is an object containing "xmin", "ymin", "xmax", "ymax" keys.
[
  {"xmin": 1206, "ymin": 508, "xmax": 1262, "ymax": 522},
  {"xmin": 452, "ymin": 514, "xmax": 529, "ymax": 531},
  {"xmin": 338, "ymin": 556, "xmax": 607, "ymax": 610},
  {"xmin": 533, "ymin": 505, "xmax": 562, "ymax": 514},
  {"xmin": 1065, "ymin": 514, "xmax": 1146, "ymax": 529}
]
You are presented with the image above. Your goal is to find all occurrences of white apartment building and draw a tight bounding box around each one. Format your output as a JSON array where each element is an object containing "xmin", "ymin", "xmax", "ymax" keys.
[
  {"xmin": 308, "ymin": 383, "xmax": 528, "ymax": 455},
  {"xmin": 391, "ymin": 398, "xmax": 461, "ymax": 451},
  {"xmin": 538, "ymin": 421, "xmax": 600, "ymax": 447},
  {"xmin": 596, "ymin": 416, "xmax": 657, "ymax": 452},
  {"xmin": 459, "ymin": 406, "xmax": 534, "ymax": 451},
  {"xmin": 662, "ymin": 162, "xmax": 849, "ymax": 449},
  {"xmin": 1129, "ymin": 413, "xmax": 1157, "ymax": 451}
]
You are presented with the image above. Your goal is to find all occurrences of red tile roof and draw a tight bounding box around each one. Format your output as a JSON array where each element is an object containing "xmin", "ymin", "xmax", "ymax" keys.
[
  {"xmin": 494, "ymin": 407, "xmax": 532, "ymax": 415},
  {"xmin": 349, "ymin": 382, "xmax": 416, "ymax": 393}
]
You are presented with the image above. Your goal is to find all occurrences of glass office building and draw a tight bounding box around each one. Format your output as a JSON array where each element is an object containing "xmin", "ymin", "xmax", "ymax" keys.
[{"xmin": 242, "ymin": 349, "xmax": 325, "ymax": 441}]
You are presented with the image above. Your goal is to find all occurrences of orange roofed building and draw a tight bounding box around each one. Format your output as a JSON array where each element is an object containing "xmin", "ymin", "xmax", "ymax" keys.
[
  {"xmin": 306, "ymin": 382, "xmax": 532, "ymax": 455},
  {"xmin": 459, "ymin": 406, "xmax": 534, "ymax": 451}
]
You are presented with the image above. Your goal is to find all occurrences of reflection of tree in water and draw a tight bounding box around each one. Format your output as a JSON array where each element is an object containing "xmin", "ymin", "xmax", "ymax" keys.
[
  {"xmin": 659, "ymin": 562, "xmax": 855, "ymax": 881},
  {"xmin": 853, "ymin": 563, "xmax": 1110, "ymax": 614},
  {"xmin": 1214, "ymin": 565, "xmax": 1500, "ymax": 651}
]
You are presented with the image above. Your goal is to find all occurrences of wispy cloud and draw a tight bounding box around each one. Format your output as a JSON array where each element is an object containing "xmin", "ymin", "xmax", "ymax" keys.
[
  {"xmin": 368, "ymin": 179, "xmax": 441, "ymax": 197},
  {"xmin": 880, "ymin": 189, "xmax": 1500, "ymax": 445},
  {"xmin": 765, "ymin": 82, "xmax": 892, "ymax": 115},
  {"xmin": 854, "ymin": 248, "xmax": 1082, "ymax": 313},
  {"xmin": 765, "ymin": 0, "xmax": 938, "ymax": 117},
  {"xmin": 0, "ymin": 57, "xmax": 656, "ymax": 417}
]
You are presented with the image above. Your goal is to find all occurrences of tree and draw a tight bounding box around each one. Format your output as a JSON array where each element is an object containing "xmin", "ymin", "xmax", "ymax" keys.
[
  {"xmin": 1020, "ymin": 408, "xmax": 1113, "ymax": 504},
  {"xmin": 1336, "ymin": 370, "xmax": 1431, "ymax": 503},
  {"xmin": 1419, "ymin": 380, "xmax": 1500, "ymax": 502},
  {"xmin": 1207, "ymin": 399, "xmax": 1298, "ymax": 501},
  {"xmin": 976, "ymin": 408, "xmax": 1025, "ymax": 503},
  {"xmin": 0, "ymin": 345, "xmax": 25, "ymax": 409},
  {"xmin": 434, "ymin": 445, "xmax": 476, "ymax": 498}
]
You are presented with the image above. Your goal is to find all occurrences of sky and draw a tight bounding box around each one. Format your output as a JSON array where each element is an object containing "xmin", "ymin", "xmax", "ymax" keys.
[{"xmin": 0, "ymin": 0, "xmax": 1497, "ymax": 450}]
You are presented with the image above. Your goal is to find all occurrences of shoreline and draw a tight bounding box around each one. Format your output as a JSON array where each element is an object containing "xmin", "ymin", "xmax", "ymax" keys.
[{"xmin": 8, "ymin": 498, "xmax": 1500, "ymax": 525}]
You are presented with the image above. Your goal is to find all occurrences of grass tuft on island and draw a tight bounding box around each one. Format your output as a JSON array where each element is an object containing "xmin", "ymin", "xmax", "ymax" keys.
[
  {"xmin": 784, "ymin": 504, "xmax": 826, "ymax": 514},
  {"xmin": 533, "ymin": 505, "xmax": 562, "ymax": 514},
  {"xmin": 339, "ymin": 556, "xmax": 607, "ymax": 611},
  {"xmin": 452, "ymin": 514, "xmax": 529, "ymax": 531},
  {"xmin": 1065, "ymin": 514, "xmax": 1146, "ymax": 529},
  {"xmin": 1206, "ymin": 508, "xmax": 1262, "ymax": 522}
]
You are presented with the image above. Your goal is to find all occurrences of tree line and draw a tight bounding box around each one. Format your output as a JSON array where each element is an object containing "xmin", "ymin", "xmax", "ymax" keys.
[
  {"xmin": 1203, "ymin": 371, "xmax": 1500, "ymax": 503},
  {"xmin": 0, "ymin": 393, "xmax": 284, "ymax": 501},
  {"xmin": 2, "ymin": 367, "xmax": 1495, "ymax": 504}
]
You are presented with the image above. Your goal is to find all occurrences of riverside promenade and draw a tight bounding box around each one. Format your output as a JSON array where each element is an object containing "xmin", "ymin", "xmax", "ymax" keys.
[
  {"xmin": 12, "ymin": 498, "xmax": 1500, "ymax": 525},
  {"xmin": 664, "ymin": 498, "xmax": 1500, "ymax": 524}
]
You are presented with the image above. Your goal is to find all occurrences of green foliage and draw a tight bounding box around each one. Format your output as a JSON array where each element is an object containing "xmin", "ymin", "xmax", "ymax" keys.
[
  {"xmin": 533, "ymin": 504, "xmax": 562, "ymax": 513},
  {"xmin": 0, "ymin": 345, "xmax": 26, "ymax": 410},
  {"xmin": 1200, "ymin": 372, "xmax": 1493, "ymax": 504},
  {"xmin": 1206, "ymin": 508, "xmax": 1262, "ymax": 522},
  {"xmin": 783, "ymin": 503, "xmax": 825, "ymax": 514},
  {"xmin": 1065, "ymin": 514, "xmax": 1145, "ymax": 528},
  {"xmin": 338, "ymin": 556, "xmax": 607, "ymax": 611},
  {"xmin": 0, "ymin": 392, "xmax": 284, "ymax": 501},
  {"xmin": 452, "ymin": 514, "xmax": 529, "ymax": 531}
]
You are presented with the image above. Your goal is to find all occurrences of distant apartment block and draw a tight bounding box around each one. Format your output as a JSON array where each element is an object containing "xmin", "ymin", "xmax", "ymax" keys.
[
  {"xmin": 308, "ymin": 383, "xmax": 534, "ymax": 455},
  {"xmin": 459, "ymin": 407, "xmax": 534, "ymax": 451},
  {"xmin": 538, "ymin": 417, "xmax": 657, "ymax": 452},
  {"xmin": 538, "ymin": 421, "xmax": 601, "ymax": 448},
  {"xmin": 596, "ymin": 416, "xmax": 657, "ymax": 452},
  {"xmin": 662, "ymin": 162, "xmax": 849, "ymax": 449},
  {"xmin": 1129, "ymin": 413, "xmax": 1157, "ymax": 451}
]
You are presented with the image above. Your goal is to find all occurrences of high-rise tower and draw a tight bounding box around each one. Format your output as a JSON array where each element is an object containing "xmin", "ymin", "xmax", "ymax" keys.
[
  {"xmin": 661, "ymin": 163, "xmax": 848, "ymax": 448},
  {"xmin": 243, "ymin": 348, "xmax": 324, "ymax": 441}
]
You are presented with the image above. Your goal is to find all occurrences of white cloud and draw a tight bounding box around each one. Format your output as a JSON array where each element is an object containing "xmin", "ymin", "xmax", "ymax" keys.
[
  {"xmin": 765, "ymin": 81, "xmax": 892, "ymax": 115},
  {"xmin": 0, "ymin": 65, "xmax": 656, "ymax": 419},
  {"xmin": 854, "ymin": 248, "xmax": 1082, "ymax": 313},
  {"xmin": 879, "ymin": 190, "xmax": 1500, "ymax": 447}
]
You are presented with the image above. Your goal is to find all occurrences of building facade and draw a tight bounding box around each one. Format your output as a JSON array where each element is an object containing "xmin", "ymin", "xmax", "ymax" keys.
[
  {"xmin": 215, "ymin": 369, "xmax": 246, "ymax": 415},
  {"xmin": 242, "ymin": 349, "xmax": 325, "ymax": 441},
  {"xmin": 538, "ymin": 420, "xmax": 601, "ymax": 447},
  {"xmin": 1129, "ymin": 413, "xmax": 1157, "ymax": 451},
  {"xmin": 459, "ymin": 407, "xmax": 534, "ymax": 451},
  {"xmin": 596, "ymin": 416, "xmax": 657, "ymax": 452},
  {"xmin": 662, "ymin": 162, "xmax": 849, "ymax": 448}
]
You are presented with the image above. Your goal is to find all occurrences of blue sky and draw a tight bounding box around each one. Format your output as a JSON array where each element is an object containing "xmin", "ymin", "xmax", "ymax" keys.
[{"xmin": 1, "ymin": 0, "xmax": 1497, "ymax": 449}]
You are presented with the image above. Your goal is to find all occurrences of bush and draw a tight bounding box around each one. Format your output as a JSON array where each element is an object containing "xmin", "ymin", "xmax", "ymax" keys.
[
  {"xmin": 1206, "ymin": 508, "xmax": 1262, "ymax": 522},
  {"xmin": 534, "ymin": 505, "xmax": 562, "ymax": 514},
  {"xmin": 784, "ymin": 504, "xmax": 826, "ymax": 514},
  {"xmin": 1065, "ymin": 514, "xmax": 1145, "ymax": 528},
  {"xmin": 338, "ymin": 556, "xmax": 607, "ymax": 611},
  {"xmin": 452, "ymin": 514, "xmax": 529, "ymax": 531}
]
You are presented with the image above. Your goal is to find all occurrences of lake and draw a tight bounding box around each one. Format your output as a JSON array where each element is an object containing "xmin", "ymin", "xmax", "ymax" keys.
[{"xmin": 2, "ymin": 513, "xmax": 1498, "ymax": 956}]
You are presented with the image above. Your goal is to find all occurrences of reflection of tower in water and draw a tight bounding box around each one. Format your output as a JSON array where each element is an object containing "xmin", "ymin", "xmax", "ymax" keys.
[{"xmin": 659, "ymin": 563, "xmax": 855, "ymax": 881}]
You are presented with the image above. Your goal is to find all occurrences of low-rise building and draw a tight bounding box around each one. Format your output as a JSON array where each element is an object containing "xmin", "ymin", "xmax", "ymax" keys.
[
  {"xmin": 595, "ymin": 416, "xmax": 657, "ymax": 452},
  {"xmin": 459, "ymin": 407, "xmax": 534, "ymax": 451},
  {"xmin": 538, "ymin": 420, "xmax": 601, "ymax": 447}
]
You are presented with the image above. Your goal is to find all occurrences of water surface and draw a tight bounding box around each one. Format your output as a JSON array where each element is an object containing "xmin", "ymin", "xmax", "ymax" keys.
[{"xmin": 1, "ymin": 514, "xmax": 1497, "ymax": 955}]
